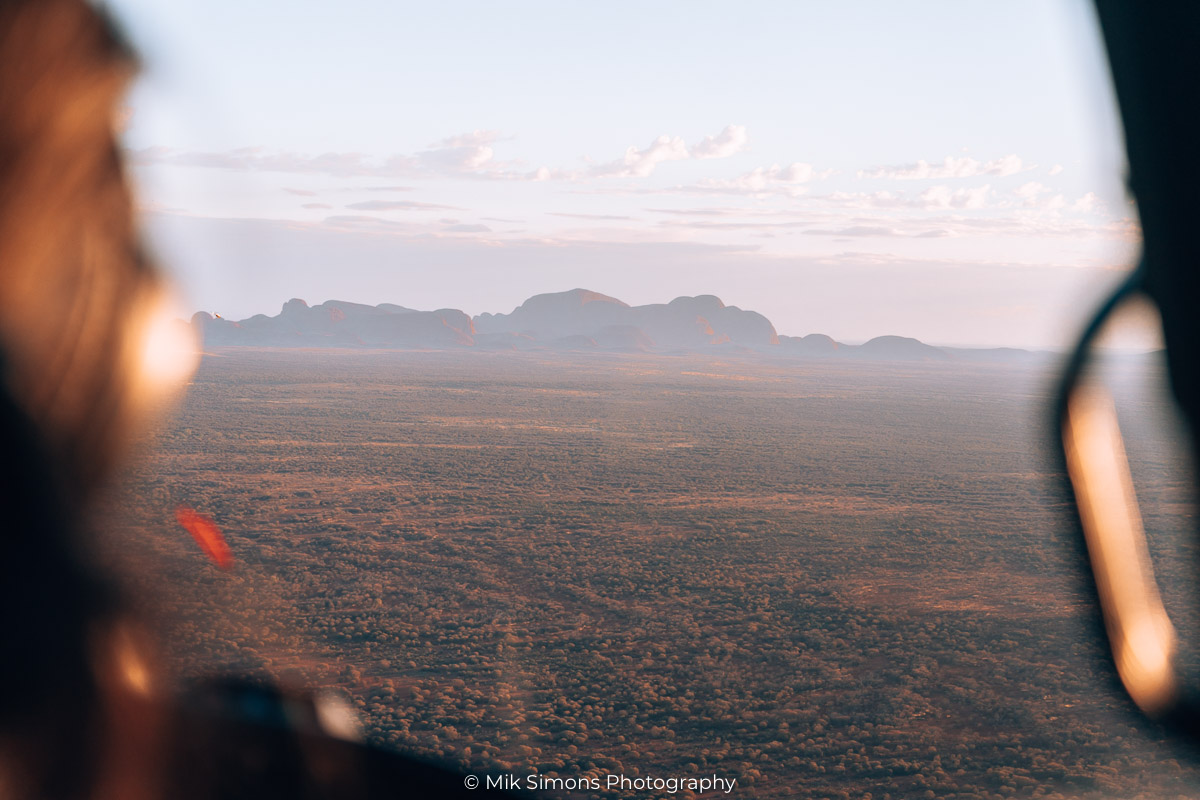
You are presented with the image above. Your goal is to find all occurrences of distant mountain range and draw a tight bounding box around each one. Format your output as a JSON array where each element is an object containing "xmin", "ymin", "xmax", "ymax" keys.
[{"xmin": 191, "ymin": 289, "xmax": 1037, "ymax": 363}]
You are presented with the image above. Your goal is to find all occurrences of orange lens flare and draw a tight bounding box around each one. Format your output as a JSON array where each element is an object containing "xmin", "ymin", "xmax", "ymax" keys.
[
  {"xmin": 175, "ymin": 506, "xmax": 233, "ymax": 570},
  {"xmin": 1063, "ymin": 386, "xmax": 1178, "ymax": 716}
]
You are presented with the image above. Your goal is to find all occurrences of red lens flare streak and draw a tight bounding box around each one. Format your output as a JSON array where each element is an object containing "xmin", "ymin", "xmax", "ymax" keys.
[{"xmin": 175, "ymin": 506, "xmax": 233, "ymax": 570}]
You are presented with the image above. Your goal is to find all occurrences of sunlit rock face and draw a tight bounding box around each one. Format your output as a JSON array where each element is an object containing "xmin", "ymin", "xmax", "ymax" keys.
[
  {"xmin": 193, "ymin": 299, "xmax": 475, "ymax": 348},
  {"xmin": 628, "ymin": 293, "xmax": 777, "ymax": 345},
  {"xmin": 779, "ymin": 333, "xmax": 840, "ymax": 357},
  {"xmin": 475, "ymin": 289, "xmax": 778, "ymax": 349},
  {"xmin": 186, "ymin": 289, "xmax": 1020, "ymax": 362},
  {"xmin": 596, "ymin": 325, "xmax": 655, "ymax": 352},
  {"xmin": 854, "ymin": 335, "xmax": 951, "ymax": 362},
  {"xmin": 474, "ymin": 289, "xmax": 630, "ymax": 340}
]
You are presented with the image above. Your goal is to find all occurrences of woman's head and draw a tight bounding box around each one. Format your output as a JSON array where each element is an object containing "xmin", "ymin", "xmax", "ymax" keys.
[
  {"xmin": 0, "ymin": 3, "xmax": 178, "ymax": 796},
  {"xmin": 0, "ymin": 0, "xmax": 186, "ymax": 505}
]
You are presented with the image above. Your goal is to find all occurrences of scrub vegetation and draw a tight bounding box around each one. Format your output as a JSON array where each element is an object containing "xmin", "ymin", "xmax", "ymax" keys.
[{"xmin": 106, "ymin": 350, "xmax": 1199, "ymax": 799}]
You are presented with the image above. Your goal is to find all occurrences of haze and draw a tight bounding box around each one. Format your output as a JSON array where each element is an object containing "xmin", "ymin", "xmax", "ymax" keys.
[{"xmin": 109, "ymin": 0, "xmax": 1138, "ymax": 348}]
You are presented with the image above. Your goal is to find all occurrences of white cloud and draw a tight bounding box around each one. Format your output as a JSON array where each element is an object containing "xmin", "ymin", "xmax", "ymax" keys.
[
  {"xmin": 165, "ymin": 148, "xmax": 415, "ymax": 177},
  {"xmin": 919, "ymin": 184, "xmax": 991, "ymax": 210},
  {"xmin": 134, "ymin": 124, "xmax": 752, "ymax": 186},
  {"xmin": 417, "ymin": 130, "xmax": 500, "ymax": 172},
  {"xmin": 1011, "ymin": 184, "xmax": 1103, "ymax": 215},
  {"xmin": 691, "ymin": 125, "xmax": 749, "ymax": 160},
  {"xmin": 131, "ymin": 131, "xmax": 512, "ymax": 179},
  {"xmin": 1072, "ymin": 192, "xmax": 1101, "ymax": 213},
  {"xmin": 858, "ymin": 154, "xmax": 1029, "ymax": 180},
  {"xmin": 804, "ymin": 225, "xmax": 903, "ymax": 238},
  {"xmin": 656, "ymin": 218, "xmax": 810, "ymax": 232},
  {"xmin": 985, "ymin": 154, "xmax": 1025, "ymax": 177},
  {"xmin": 592, "ymin": 125, "xmax": 751, "ymax": 178},
  {"xmin": 825, "ymin": 184, "xmax": 992, "ymax": 210},
  {"xmin": 1013, "ymin": 181, "xmax": 1051, "ymax": 206},
  {"xmin": 526, "ymin": 165, "xmax": 584, "ymax": 182},
  {"xmin": 685, "ymin": 162, "xmax": 827, "ymax": 196},
  {"xmin": 1048, "ymin": 164, "xmax": 1064, "ymax": 176},
  {"xmin": 825, "ymin": 190, "xmax": 909, "ymax": 209},
  {"xmin": 549, "ymin": 212, "xmax": 634, "ymax": 221},
  {"xmin": 133, "ymin": 147, "xmax": 402, "ymax": 178},
  {"xmin": 594, "ymin": 134, "xmax": 689, "ymax": 178},
  {"xmin": 443, "ymin": 223, "xmax": 492, "ymax": 233},
  {"xmin": 346, "ymin": 200, "xmax": 460, "ymax": 211}
]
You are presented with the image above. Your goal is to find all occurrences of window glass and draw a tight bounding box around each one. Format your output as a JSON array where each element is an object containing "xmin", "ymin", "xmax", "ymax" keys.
[{"xmin": 103, "ymin": 2, "xmax": 1189, "ymax": 796}]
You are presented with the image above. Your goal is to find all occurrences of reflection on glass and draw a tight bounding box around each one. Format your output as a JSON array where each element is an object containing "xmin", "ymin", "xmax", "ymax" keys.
[{"xmin": 1063, "ymin": 384, "xmax": 1178, "ymax": 715}]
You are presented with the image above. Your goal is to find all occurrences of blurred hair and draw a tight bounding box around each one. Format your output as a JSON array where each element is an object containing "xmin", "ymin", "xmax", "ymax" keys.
[
  {"xmin": 0, "ymin": 0, "xmax": 157, "ymax": 502},
  {"xmin": 0, "ymin": 1, "xmax": 161, "ymax": 796}
]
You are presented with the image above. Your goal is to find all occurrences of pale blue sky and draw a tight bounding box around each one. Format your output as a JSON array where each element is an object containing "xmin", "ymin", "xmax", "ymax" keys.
[{"xmin": 107, "ymin": 0, "xmax": 1137, "ymax": 348}]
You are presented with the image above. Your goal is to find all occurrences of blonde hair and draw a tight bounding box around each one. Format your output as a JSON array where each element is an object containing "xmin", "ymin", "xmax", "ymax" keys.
[
  {"xmin": 0, "ymin": 3, "xmax": 167, "ymax": 797},
  {"xmin": 0, "ymin": 0, "xmax": 159, "ymax": 501}
]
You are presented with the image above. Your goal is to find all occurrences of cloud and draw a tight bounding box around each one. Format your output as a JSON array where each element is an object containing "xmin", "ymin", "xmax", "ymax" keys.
[
  {"xmin": 1072, "ymin": 192, "xmax": 1101, "ymax": 213},
  {"xmin": 525, "ymin": 165, "xmax": 588, "ymax": 182},
  {"xmin": 919, "ymin": 184, "xmax": 992, "ymax": 209},
  {"xmin": 133, "ymin": 124, "xmax": 750, "ymax": 186},
  {"xmin": 691, "ymin": 125, "xmax": 749, "ymax": 160},
  {"xmin": 802, "ymin": 225, "xmax": 952, "ymax": 239},
  {"xmin": 657, "ymin": 218, "xmax": 809, "ymax": 232},
  {"xmin": 823, "ymin": 184, "xmax": 993, "ymax": 210},
  {"xmin": 443, "ymin": 223, "xmax": 493, "ymax": 233},
  {"xmin": 793, "ymin": 200, "xmax": 1133, "ymax": 240},
  {"xmin": 316, "ymin": 214, "xmax": 507, "ymax": 237},
  {"xmin": 549, "ymin": 212, "xmax": 634, "ymax": 221},
  {"xmin": 826, "ymin": 182, "xmax": 1103, "ymax": 219},
  {"xmin": 681, "ymin": 163, "xmax": 828, "ymax": 196},
  {"xmin": 418, "ymin": 130, "xmax": 500, "ymax": 173},
  {"xmin": 804, "ymin": 225, "xmax": 902, "ymax": 237},
  {"xmin": 647, "ymin": 207, "xmax": 739, "ymax": 217},
  {"xmin": 1012, "ymin": 184, "xmax": 1104, "ymax": 215},
  {"xmin": 145, "ymin": 208, "xmax": 1136, "ymax": 348},
  {"xmin": 590, "ymin": 125, "xmax": 749, "ymax": 179},
  {"xmin": 1044, "ymin": 194, "xmax": 1067, "ymax": 212},
  {"xmin": 858, "ymin": 154, "xmax": 1028, "ymax": 180},
  {"xmin": 346, "ymin": 200, "xmax": 460, "ymax": 211},
  {"xmin": 593, "ymin": 134, "xmax": 689, "ymax": 178},
  {"xmin": 301, "ymin": 202, "xmax": 332, "ymax": 209},
  {"xmin": 1013, "ymin": 181, "xmax": 1051, "ymax": 206},
  {"xmin": 825, "ymin": 190, "xmax": 910, "ymax": 209},
  {"xmin": 1048, "ymin": 164, "xmax": 1064, "ymax": 176},
  {"xmin": 131, "ymin": 132, "xmax": 512, "ymax": 180},
  {"xmin": 367, "ymin": 185, "xmax": 416, "ymax": 192},
  {"xmin": 321, "ymin": 215, "xmax": 411, "ymax": 231},
  {"xmin": 132, "ymin": 146, "xmax": 420, "ymax": 178},
  {"xmin": 284, "ymin": 187, "xmax": 317, "ymax": 196}
]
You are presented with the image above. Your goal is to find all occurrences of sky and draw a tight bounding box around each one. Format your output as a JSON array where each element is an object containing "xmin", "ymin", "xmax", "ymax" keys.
[{"xmin": 107, "ymin": 0, "xmax": 1140, "ymax": 348}]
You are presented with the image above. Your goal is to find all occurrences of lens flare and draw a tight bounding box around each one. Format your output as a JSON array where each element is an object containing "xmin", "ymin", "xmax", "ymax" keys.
[
  {"xmin": 1063, "ymin": 385, "xmax": 1178, "ymax": 716},
  {"xmin": 175, "ymin": 506, "xmax": 233, "ymax": 570}
]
